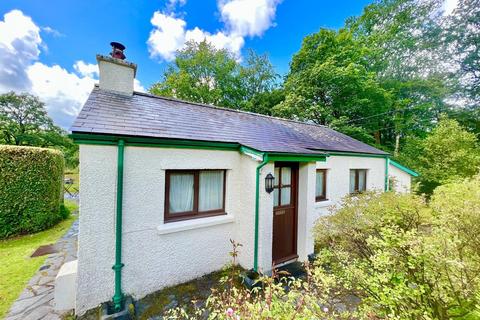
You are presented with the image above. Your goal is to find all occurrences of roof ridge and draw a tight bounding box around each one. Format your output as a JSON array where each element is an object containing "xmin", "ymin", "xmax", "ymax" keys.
[{"xmin": 131, "ymin": 89, "xmax": 329, "ymax": 129}]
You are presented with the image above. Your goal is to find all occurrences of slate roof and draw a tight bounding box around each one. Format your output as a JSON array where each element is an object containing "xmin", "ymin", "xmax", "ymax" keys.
[{"xmin": 70, "ymin": 86, "xmax": 388, "ymax": 155}]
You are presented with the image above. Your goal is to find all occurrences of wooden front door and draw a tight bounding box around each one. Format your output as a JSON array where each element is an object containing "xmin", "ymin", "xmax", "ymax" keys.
[{"xmin": 272, "ymin": 163, "xmax": 298, "ymax": 265}]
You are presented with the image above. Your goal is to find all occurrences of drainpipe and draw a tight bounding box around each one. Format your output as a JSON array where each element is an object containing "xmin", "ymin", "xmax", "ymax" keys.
[
  {"xmin": 384, "ymin": 156, "xmax": 389, "ymax": 192},
  {"xmin": 254, "ymin": 153, "xmax": 269, "ymax": 272},
  {"xmin": 112, "ymin": 139, "xmax": 125, "ymax": 311}
]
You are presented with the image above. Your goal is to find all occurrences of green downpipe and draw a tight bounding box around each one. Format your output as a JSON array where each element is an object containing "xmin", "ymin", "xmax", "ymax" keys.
[
  {"xmin": 384, "ymin": 156, "xmax": 389, "ymax": 192},
  {"xmin": 112, "ymin": 139, "xmax": 125, "ymax": 311},
  {"xmin": 254, "ymin": 154, "xmax": 269, "ymax": 271}
]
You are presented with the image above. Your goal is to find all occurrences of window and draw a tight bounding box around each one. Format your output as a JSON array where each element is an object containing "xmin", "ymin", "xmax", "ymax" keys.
[
  {"xmin": 316, "ymin": 169, "xmax": 327, "ymax": 201},
  {"xmin": 165, "ymin": 170, "xmax": 226, "ymax": 222},
  {"xmin": 273, "ymin": 166, "xmax": 293, "ymax": 207},
  {"xmin": 350, "ymin": 169, "xmax": 367, "ymax": 193}
]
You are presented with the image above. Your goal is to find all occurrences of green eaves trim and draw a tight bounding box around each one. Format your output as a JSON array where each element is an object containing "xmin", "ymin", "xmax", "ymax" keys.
[
  {"xmin": 327, "ymin": 151, "xmax": 389, "ymax": 158},
  {"xmin": 389, "ymin": 159, "xmax": 419, "ymax": 177},
  {"xmin": 72, "ymin": 134, "xmax": 328, "ymax": 160},
  {"xmin": 70, "ymin": 133, "xmax": 240, "ymax": 150}
]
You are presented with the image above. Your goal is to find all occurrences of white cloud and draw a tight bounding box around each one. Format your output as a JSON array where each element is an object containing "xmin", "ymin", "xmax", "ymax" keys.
[
  {"xmin": 443, "ymin": 0, "xmax": 458, "ymax": 15},
  {"xmin": 0, "ymin": 9, "xmax": 145, "ymax": 129},
  {"xmin": 27, "ymin": 62, "xmax": 96, "ymax": 128},
  {"xmin": 147, "ymin": 0, "xmax": 280, "ymax": 61},
  {"xmin": 42, "ymin": 26, "xmax": 64, "ymax": 37},
  {"xmin": 134, "ymin": 79, "xmax": 146, "ymax": 92},
  {"xmin": 0, "ymin": 9, "xmax": 41, "ymax": 92},
  {"xmin": 148, "ymin": 12, "xmax": 187, "ymax": 61},
  {"xmin": 73, "ymin": 60, "xmax": 98, "ymax": 78},
  {"xmin": 185, "ymin": 27, "xmax": 244, "ymax": 56},
  {"xmin": 219, "ymin": 0, "xmax": 281, "ymax": 37}
]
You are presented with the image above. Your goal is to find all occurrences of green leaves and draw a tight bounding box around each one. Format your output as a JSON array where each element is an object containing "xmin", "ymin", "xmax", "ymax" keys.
[
  {"xmin": 314, "ymin": 180, "xmax": 480, "ymax": 319},
  {"xmin": 150, "ymin": 41, "xmax": 279, "ymax": 112},
  {"xmin": 0, "ymin": 145, "xmax": 65, "ymax": 239},
  {"xmin": 399, "ymin": 118, "xmax": 480, "ymax": 194},
  {"xmin": 0, "ymin": 91, "xmax": 78, "ymax": 169}
]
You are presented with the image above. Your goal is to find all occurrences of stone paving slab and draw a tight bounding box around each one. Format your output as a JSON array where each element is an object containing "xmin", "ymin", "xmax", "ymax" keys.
[{"xmin": 6, "ymin": 216, "xmax": 79, "ymax": 320}]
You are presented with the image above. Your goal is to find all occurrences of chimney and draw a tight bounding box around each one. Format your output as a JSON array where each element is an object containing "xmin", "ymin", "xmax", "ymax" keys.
[{"xmin": 96, "ymin": 42, "xmax": 137, "ymax": 95}]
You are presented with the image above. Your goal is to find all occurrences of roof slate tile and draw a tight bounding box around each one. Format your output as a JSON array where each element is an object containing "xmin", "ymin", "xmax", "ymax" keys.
[{"xmin": 70, "ymin": 87, "xmax": 388, "ymax": 155}]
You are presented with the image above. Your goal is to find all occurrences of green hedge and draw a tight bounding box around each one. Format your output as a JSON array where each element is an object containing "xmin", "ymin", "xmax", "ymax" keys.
[{"xmin": 0, "ymin": 145, "xmax": 65, "ymax": 239}]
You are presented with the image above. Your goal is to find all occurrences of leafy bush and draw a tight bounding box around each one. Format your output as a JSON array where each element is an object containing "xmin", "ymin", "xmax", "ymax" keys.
[
  {"xmin": 165, "ymin": 241, "xmax": 352, "ymax": 319},
  {"xmin": 157, "ymin": 178, "xmax": 480, "ymax": 320},
  {"xmin": 0, "ymin": 145, "xmax": 65, "ymax": 239},
  {"xmin": 314, "ymin": 183, "xmax": 480, "ymax": 319},
  {"xmin": 398, "ymin": 118, "xmax": 480, "ymax": 195}
]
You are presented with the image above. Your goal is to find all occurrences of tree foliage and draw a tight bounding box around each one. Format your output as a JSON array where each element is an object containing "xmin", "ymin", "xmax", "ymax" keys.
[
  {"xmin": 0, "ymin": 145, "xmax": 66, "ymax": 239},
  {"xmin": 150, "ymin": 41, "xmax": 279, "ymax": 112},
  {"xmin": 0, "ymin": 92, "xmax": 78, "ymax": 168},
  {"xmin": 398, "ymin": 118, "xmax": 480, "ymax": 194}
]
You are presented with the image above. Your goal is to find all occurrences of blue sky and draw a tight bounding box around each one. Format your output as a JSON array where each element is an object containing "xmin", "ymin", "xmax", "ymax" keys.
[{"xmin": 0, "ymin": 0, "xmax": 373, "ymax": 128}]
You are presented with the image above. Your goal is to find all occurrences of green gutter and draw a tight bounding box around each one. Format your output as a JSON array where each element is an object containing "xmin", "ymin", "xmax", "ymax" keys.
[
  {"xmin": 385, "ymin": 157, "xmax": 389, "ymax": 192},
  {"xmin": 112, "ymin": 139, "xmax": 125, "ymax": 312},
  {"xmin": 70, "ymin": 133, "xmax": 239, "ymax": 151},
  {"xmin": 389, "ymin": 159, "xmax": 419, "ymax": 177},
  {"xmin": 254, "ymin": 154, "xmax": 269, "ymax": 271},
  {"xmin": 326, "ymin": 151, "xmax": 388, "ymax": 158}
]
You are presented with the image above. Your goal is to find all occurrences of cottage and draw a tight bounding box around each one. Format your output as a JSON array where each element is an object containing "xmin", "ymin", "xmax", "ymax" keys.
[{"xmin": 69, "ymin": 45, "xmax": 418, "ymax": 315}]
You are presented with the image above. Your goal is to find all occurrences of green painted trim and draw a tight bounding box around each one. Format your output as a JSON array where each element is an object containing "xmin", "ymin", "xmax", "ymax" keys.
[
  {"xmin": 327, "ymin": 151, "xmax": 389, "ymax": 158},
  {"xmin": 112, "ymin": 139, "xmax": 125, "ymax": 312},
  {"xmin": 70, "ymin": 133, "xmax": 240, "ymax": 151},
  {"xmin": 254, "ymin": 154, "xmax": 268, "ymax": 271},
  {"xmin": 385, "ymin": 157, "xmax": 389, "ymax": 191},
  {"xmin": 267, "ymin": 154, "xmax": 327, "ymax": 162},
  {"xmin": 389, "ymin": 159, "xmax": 419, "ymax": 177}
]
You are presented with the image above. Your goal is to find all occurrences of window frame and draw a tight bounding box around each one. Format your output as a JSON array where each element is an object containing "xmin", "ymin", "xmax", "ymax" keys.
[
  {"xmin": 164, "ymin": 169, "xmax": 226, "ymax": 223},
  {"xmin": 315, "ymin": 169, "xmax": 328, "ymax": 202},
  {"xmin": 273, "ymin": 166, "xmax": 294, "ymax": 208},
  {"xmin": 350, "ymin": 169, "xmax": 367, "ymax": 194}
]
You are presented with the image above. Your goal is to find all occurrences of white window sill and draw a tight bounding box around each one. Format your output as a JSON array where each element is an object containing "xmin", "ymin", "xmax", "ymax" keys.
[
  {"xmin": 157, "ymin": 214, "xmax": 235, "ymax": 235},
  {"xmin": 315, "ymin": 200, "xmax": 333, "ymax": 208}
]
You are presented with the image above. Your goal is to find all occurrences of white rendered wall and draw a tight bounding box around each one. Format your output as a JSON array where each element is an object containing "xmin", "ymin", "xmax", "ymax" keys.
[
  {"xmin": 297, "ymin": 162, "xmax": 317, "ymax": 261},
  {"xmin": 314, "ymin": 156, "xmax": 387, "ymax": 217},
  {"xmin": 76, "ymin": 145, "xmax": 260, "ymax": 315},
  {"xmin": 76, "ymin": 145, "xmax": 406, "ymax": 315},
  {"xmin": 388, "ymin": 164, "xmax": 412, "ymax": 193}
]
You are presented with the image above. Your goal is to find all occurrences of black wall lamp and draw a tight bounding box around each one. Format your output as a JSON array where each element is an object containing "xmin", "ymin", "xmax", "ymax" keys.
[{"xmin": 265, "ymin": 173, "xmax": 275, "ymax": 193}]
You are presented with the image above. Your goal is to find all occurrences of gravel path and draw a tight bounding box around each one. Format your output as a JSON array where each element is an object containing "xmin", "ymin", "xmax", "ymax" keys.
[{"xmin": 6, "ymin": 217, "xmax": 79, "ymax": 320}]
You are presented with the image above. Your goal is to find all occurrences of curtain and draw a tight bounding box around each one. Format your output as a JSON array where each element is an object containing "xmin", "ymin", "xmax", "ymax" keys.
[
  {"xmin": 169, "ymin": 173, "xmax": 194, "ymax": 213},
  {"xmin": 199, "ymin": 171, "xmax": 224, "ymax": 211},
  {"xmin": 349, "ymin": 170, "xmax": 356, "ymax": 193},
  {"xmin": 358, "ymin": 170, "xmax": 366, "ymax": 191},
  {"xmin": 316, "ymin": 171, "xmax": 324, "ymax": 197}
]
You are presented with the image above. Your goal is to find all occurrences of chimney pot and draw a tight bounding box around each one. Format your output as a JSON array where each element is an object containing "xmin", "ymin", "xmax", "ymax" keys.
[
  {"xmin": 110, "ymin": 41, "xmax": 126, "ymax": 60},
  {"xmin": 96, "ymin": 42, "xmax": 137, "ymax": 95}
]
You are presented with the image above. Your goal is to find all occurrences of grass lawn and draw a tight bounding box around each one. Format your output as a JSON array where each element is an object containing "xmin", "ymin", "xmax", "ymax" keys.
[{"xmin": 0, "ymin": 200, "xmax": 78, "ymax": 319}]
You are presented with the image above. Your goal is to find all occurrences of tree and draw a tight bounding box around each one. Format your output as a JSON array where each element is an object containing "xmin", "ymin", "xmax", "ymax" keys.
[
  {"xmin": 150, "ymin": 41, "xmax": 280, "ymax": 112},
  {"xmin": 447, "ymin": 0, "xmax": 480, "ymax": 103},
  {"xmin": 398, "ymin": 118, "xmax": 480, "ymax": 194},
  {"xmin": 274, "ymin": 28, "xmax": 392, "ymax": 145},
  {"xmin": 0, "ymin": 91, "xmax": 78, "ymax": 168}
]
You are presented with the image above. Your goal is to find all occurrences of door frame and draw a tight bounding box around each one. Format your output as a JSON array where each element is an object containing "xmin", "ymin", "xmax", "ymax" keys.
[{"xmin": 272, "ymin": 162, "xmax": 299, "ymax": 265}]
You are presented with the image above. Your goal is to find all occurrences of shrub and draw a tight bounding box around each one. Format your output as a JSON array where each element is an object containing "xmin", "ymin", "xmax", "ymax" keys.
[
  {"xmin": 0, "ymin": 145, "xmax": 64, "ymax": 239},
  {"xmin": 313, "ymin": 185, "xmax": 480, "ymax": 320}
]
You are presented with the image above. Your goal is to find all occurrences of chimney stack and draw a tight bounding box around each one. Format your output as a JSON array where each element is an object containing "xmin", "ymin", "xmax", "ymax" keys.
[{"xmin": 96, "ymin": 42, "xmax": 137, "ymax": 95}]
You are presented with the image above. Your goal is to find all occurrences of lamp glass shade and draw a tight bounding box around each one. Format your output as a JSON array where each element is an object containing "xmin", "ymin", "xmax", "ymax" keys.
[{"xmin": 265, "ymin": 173, "xmax": 275, "ymax": 193}]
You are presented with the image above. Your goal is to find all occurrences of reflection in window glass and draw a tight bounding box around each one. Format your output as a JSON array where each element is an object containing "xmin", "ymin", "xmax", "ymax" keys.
[{"xmin": 281, "ymin": 186, "xmax": 291, "ymax": 205}]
